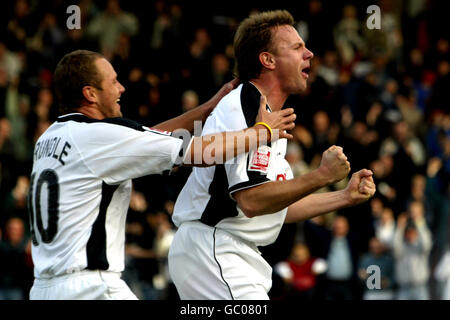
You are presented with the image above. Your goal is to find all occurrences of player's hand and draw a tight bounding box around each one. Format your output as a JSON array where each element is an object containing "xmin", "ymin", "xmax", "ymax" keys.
[
  {"xmin": 318, "ymin": 145, "xmax": 351, "ymax": 184},
  {"xmin": 344, "ymin": 169, "xmax": 376, "ymax": 206},
  {"xmin": 255, "ymin": 95, "xmax": 296, "ymax": 141}
]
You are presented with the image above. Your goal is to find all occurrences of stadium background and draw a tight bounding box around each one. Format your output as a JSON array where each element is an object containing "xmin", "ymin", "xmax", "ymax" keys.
[{"xmin": 0, "ymin": 0, "xmax": 448, "ymax": 300}]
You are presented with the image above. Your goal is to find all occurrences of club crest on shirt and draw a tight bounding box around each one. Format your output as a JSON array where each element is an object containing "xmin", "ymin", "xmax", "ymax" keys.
[
  {"xmin": 248, "ymin": 145, "xmax": 271, "ymax": 174},
  {"xmin": 142, "ymin": 126, "xmax": 171, "ymax": 136}
]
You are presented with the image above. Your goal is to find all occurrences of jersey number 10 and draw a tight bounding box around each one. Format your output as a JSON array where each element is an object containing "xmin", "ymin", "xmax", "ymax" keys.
[{"xmin": 28, "ymin": 169, "xmax": 60, "ymax": 245}]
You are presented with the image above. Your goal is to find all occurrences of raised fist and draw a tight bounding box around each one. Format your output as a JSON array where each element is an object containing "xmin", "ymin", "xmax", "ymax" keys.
[
  {"xmin": 344, "ymin": 169, "xmax": 376, "ymax": 206},
  {"xmin": 318, "ymin": 145, "xmax": 351, "ymax": 184}
]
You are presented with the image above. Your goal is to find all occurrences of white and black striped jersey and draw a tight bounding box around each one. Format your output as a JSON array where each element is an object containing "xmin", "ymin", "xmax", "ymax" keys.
[
  {"xmin": 28, "ymin": 113, "xmax": 185, "ymax": 279},
  {"xmin": 172, "ymin": 83, "xmax": 293, "ymax": 247}
]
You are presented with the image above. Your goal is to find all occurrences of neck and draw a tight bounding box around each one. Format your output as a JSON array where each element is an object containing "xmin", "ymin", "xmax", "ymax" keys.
[
  {"xmin": 76, "ymin": 104, "xmax": 105, "ymax": 120},
  {"xmin": 250, "ymin": 75, "xmax": 289, "ymax": 111}
]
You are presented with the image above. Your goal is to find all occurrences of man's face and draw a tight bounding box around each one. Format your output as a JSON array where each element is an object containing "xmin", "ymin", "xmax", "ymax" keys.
[
  {"xmin": 405, "ymin": 227, "xmax": 418, "ymax": 243},
  {"xmin": 270, "ymin": 25, "xmax": 314, "ymax": 94},
  {"xmin": 291, "ymin": 244, "xmax": 310, "ymax": 264},
  {"xmin": 94, "ymin": 58, "xmax": 125, "ymax": 118},
  {"xmin": 333, "ymin": 217, "xmax": 349, "ymax": 237}
]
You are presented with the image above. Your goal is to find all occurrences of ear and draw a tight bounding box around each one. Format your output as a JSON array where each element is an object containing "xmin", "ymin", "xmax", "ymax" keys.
[
  {"xmin": 259, "ymin": 52, "xmax": 276, "ymax": 70},
  {"xmin": 82, "ymin": 86, "xmax": 97, "ymax": 104}
]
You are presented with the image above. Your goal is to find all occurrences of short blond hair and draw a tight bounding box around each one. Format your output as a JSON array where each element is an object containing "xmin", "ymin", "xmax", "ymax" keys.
[{"xmin": 233, "ymin": 10, "xmax": 295, "ymax": 81}]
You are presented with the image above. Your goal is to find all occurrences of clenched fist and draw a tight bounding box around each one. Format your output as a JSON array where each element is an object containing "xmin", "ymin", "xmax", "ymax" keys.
[
  {"xmin": 344, "ymin": 169, "xmax": 376, "ymax": 206},
  {"xmin": 318, "ymin": 145, "xmax": 351, "ymax": 185}
]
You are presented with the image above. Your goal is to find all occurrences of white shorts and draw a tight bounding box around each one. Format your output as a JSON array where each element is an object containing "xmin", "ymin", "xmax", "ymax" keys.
[
  {"xmin": 29, "ymin": 270, "xmax": 138, "ymax": 300},
  {"xmin": 168, "ymin": 221, "xmax": 272, "ymax": 300}
]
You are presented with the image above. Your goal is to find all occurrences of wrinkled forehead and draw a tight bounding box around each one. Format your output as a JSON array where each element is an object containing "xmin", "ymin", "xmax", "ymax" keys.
[{"xmin": 271, "ymin": 25, "xmax": 303, "ymax": 49}]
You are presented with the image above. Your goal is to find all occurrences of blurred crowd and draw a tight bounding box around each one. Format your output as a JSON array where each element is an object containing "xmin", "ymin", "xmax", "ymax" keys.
[{"xmin": 0, "ymin": 0, "xmax": 448, "ymax": 300}]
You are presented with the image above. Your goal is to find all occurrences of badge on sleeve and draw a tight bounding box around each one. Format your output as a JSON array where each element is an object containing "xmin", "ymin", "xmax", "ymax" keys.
[{"xmin": 248, "ymin": 145, "xmax": 271, "ymax": 174}]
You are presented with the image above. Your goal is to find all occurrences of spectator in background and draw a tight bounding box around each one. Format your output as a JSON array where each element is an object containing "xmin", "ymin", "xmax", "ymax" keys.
[
  {"xmin": 424, "ymin": 158, "xmax": 449, "ymax": 258},
  {"xmin": 0, "ymin": 41, "xmax": 23, "ymax": 86},
  {"xmin": 28, "ymin": 12, "xmax": 64, "ymax": 68},
  {"xmin": 369, "ymin": 197, "xmax": 384, "ymax": 221},
  {"xmin": 324, "ymin": 216, "xmax": 357, "ymax": 300},
  {"xmin": 149, "ymin": 0, "xmax": 175, "ymax": 53},
  {"xmin": 5, "ymin": 0, "xmax": 34, "ymax": 52},
  {"xmin": 379, "ymin": 120, "xmax": 426, "ymax": 210},
  {"xmin": 395, "ymin": 88, "xmax": 424, "ymax": 135},
  {"xmin": 181, "ymin": 89, "xmax": 199, "ymax": 113},
  {"xmin": 358, "ymin": 237, "xmax": 395, "ymax": 300},
  {"xmin": 274, "ymin": 242, "xmax": 327, "ymax": 300},
  {"xmin": 375, "ymin": 207, "xmax": 396, "ymax": 250},
  {"xmin": 316, "ymin": 50, "xmax": 340, "ymax": 88},
  {"xmin": 296, "ymin": 0, "xmax": 334, "ymax": 57},
  {"xmin": 311, "ymin": 111, "xmax": 339, "ymax": 158},
  {"xmin": 285, "ymin": 141, "xmax": 310, "ymax": 178},
  {"xmin": 208, "ymin": 53, "xmax": 233, "ymax": 96},
  {"xmin": 426, "ymin": 111, "xmax": 448, "ymax": 160},
  {"xmin": 304, "ymin": 215, "xmax": 359, "ymax": 300},
  {"xmin": 33, "ymin": 88, "xmax": 54, "ymax": 124},
  {"xmin": 4, "ymin": 89, "xmax": 31, "ymax": 164},
  {"xmin": 0, "ymin": 217, "xmax": 33, "ymax": 300},
  {"xmin": 184, "ymin": 27, "xmax": 213, "ymax": 100},
  {"xmin": 294, "ymin": 110, "xmax": 340, "ymax": 165},
  {"xmin": 86, "ymin": 0, "xmax": 139, "ymax": 59},
  {"xmin": 393, "ymin": 203, "xmax": 432, "ymax": 300},
  {"xmin": 380, "ymin": 79, "xmax": 399, "ymax": 111},
  {"xmin": 124, "ymin": 190, "xmax": 178, "ymax": 300},
  {"xmin": 427, "ymin": 60, "xmax": 450, "ymax": 120},
  {"xmin": 0, "ymin": 117, "xmax": 17, "ymax": 219},
  {"xmin": 333, "ymin": 4, "xmax": 365, "ymax": 66},
  {"xmin": 152, "ymin": 211, "xmax": 176, "ymax": 300},
  {"xmin": 363, "ymin": 0, "xmax": 403, "ymax": 64},
  {"xmin": 370, "ymin": 154, "xmax": 397, "ymax": 209},
  {"xmin": 2, "ymin": 175, "xmax": 30, "ymax": 231},
  {"xmin": 343, "ymin": 120, "xmax": 379, "ymax": 171},
  {"xmin": 434, "ymin": 246, "xmax": 450, "ymax": 300},
  {"xmin": 407, "ymin": 174, "xmax": 430, "ymax": 223},
  {"xmin": 123, "ymin": 189, "xmax": 157, "ymax": 300}
]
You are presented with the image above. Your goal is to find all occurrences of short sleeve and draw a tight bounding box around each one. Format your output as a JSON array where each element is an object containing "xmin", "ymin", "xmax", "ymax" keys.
[{"xmin": 71, "ymin": 121, "xmax": 184, "ymax": 184}]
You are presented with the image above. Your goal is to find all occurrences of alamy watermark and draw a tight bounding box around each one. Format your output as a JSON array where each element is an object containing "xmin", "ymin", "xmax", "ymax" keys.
[
  {"xmin": 366, "ymin": 5, "xmax": 381, "ymax": 30},
  {"xmin": 66, "ymin": 4, "xmax": 381, "ymax": 31},
  {"xmin": 66, "ymin": 5, "xmax": 81, "ymax": 30},
  {"xmin": 366, "ymin": 265, "xmax": 381, "ymax": 290}
]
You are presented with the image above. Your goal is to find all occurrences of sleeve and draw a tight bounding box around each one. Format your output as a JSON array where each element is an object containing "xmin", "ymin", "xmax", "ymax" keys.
[
  {"xmin": 205, "ymin": 100, "xmax": 272, "ymax": 201},
  {"xmin": 274, "ymin": 261, "xmax": 293, "ymax": 279},
  {"xmin": 311, "ymin": 258, "xmax": 328, "ymax": 274},
  {"xmin": 73, "ymin": 121, "xmax": 184, "ymax": 184}
]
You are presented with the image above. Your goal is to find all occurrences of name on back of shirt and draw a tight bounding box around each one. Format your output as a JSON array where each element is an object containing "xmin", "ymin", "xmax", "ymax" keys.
[{"xmin": 34, "ymin": 137, "xmax": 72, "ymax": 165}]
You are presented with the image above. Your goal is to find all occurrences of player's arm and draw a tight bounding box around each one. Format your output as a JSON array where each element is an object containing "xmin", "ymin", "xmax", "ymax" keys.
[
  {"xmin": 284, "ymin": 170, "xmax": 376, "ymax": 223},
  {"xmin": 153, "ymin": 79, "xmax": 239, "ymax": 132},
  {"xmin": 233, "ymin": 146, "xmax": 351, "ymax": 217},
  {"xmin": 182, "ymin": 96, "xmax": 295, "ymax": 167}
]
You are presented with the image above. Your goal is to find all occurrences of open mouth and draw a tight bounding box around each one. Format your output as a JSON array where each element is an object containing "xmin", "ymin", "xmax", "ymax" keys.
[
  {"xmin": 301, "ymin": 66, "xmax": 310, "ymax": 78},
  {"xmin": 116, "ymin": 98, "xmax": 121, "ymax": 103}
]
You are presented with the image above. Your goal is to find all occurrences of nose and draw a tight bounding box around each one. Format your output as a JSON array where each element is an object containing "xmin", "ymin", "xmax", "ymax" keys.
[
  {"xmin": 118, "ymin": 82, "xmax": 125, "ymax": 94},
  {"xmin": 304, "ymin": 47, "xmax": 314, "ymax": 60}
]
